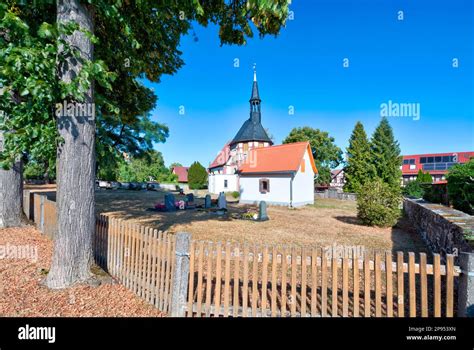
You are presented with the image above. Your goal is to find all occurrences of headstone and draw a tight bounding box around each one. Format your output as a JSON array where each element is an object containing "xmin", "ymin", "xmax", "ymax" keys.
[
  {"xmin": 186, "ymin": 193, "xmax": 194, "ymax": 203},
  {"xmin": 204, "ymin": 194, "xmax": 211, "ymax": 208},
  {"xmin": 258, "ymin": 201, "xmax": 269, "ymax": 221},
  {"xmin": 217, "ymin": 192, "xmax": 227, "ymax": 210},
  {"xmin": 165, "ymin": 193, "xmax": 176, "ymax": 211}
]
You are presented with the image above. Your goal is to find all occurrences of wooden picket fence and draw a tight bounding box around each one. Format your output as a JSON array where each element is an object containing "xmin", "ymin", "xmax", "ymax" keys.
[
  {"xmin": 186, "ymin": 241, "xmax": 461, "ymax": 317},
  {"xmin": 93, "ymin": 214, "xmax": 176, "ymax": 314}
]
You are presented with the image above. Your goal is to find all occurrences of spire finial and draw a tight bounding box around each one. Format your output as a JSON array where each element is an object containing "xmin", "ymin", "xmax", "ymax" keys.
[{"xmin": 253, "ymin": 63, "xmax": 257, "ymax": 82}]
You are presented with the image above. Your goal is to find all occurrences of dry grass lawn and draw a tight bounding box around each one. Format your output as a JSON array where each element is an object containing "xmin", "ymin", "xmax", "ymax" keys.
[{"xmin": 95, "ymin": 190, "xmax": 427, "ymax": 254}]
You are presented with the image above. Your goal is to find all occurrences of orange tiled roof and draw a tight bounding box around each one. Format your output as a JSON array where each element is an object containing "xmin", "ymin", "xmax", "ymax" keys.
[{"xmin": 239, "ymin": 141, "xmax": 318, "ymax": 174}]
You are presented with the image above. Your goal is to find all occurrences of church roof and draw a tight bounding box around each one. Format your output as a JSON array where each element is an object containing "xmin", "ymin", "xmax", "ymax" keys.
[
  {"xmin": 231, "ymin": 119, "xmax": 272, "ymax": 145},
  {"xmin": 230, "ymin": 70, "xmax": 272, "ymax": 146},
  {"xmin": 239, "ymin": 142, "xmax": 318, "ymax": 174},
  {"xmin": 208, "ymin": 142, "xmax": 231, "ymax": 169}
]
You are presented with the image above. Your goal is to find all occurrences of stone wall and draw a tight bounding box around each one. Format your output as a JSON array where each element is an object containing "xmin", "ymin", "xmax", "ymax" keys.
[
  {"xmin": 315, "ymin": 189, "xmax": 357, "ymax": 201},
  {"xmin": 403, "ymin": 198, "xmax": 473, "ymax": 261}
]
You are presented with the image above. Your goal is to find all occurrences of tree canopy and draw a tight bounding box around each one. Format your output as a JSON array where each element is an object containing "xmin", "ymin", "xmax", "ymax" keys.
[
  {"xmin": 344, "ymin": 121, "xmax": 375, "ymax": 193},
  {"xmin": 283, "ymin": 126, "xmax": 343, "ymax": 185}
]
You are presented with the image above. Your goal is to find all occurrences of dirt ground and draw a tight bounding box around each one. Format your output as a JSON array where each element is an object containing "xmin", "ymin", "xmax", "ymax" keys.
[
  {"xmin": 95, "ymin": 189, "xmax": 428, "ymax": 254},
  {"xmin": 0, "ymin": 226, "xmax": 163, "ymax": 317}
]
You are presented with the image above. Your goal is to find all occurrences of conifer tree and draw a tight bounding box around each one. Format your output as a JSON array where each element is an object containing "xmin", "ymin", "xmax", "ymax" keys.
[
  {"xmin": 344, "ymin": 121, "xmax": 375, "ymax": 192},
  {"xmin": 370, "ymin": 117, "xmax": 402, "ymax": 189},
  {"xmin": 188, "ymin": 161, "xmax": 208, "ymax": 190}
]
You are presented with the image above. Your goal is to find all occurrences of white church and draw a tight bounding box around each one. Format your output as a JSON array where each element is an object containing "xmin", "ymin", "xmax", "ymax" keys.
[{"xmin": 208, "ymin": 70, "xmax": 317, "ymax": 207}]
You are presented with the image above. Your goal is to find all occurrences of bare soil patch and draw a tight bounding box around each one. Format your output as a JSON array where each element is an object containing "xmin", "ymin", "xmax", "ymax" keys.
[{"xmin": 0, "ymin": 226, "xmax": 163, "ymax": 317}]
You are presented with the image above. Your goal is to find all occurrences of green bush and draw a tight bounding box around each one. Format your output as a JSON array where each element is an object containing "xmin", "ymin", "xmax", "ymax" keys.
[
  {"xmin": 231, "ymin": 191, "xmax": 240, "ymax": 199},
  {"xmin": 423, "ymin": 184, "xmax": 447, "ymax": 205},
  {"xmin": 188, "ymin": 161, "xmax": 208, "ymax": 189},
  {"xmin": 403, "ymin": 181, "xmax": 425, "ymax": 198},
  {"xmin": 446, "ymin": 159, "xmax": 474, "ymax": 214},
  {"xmin": 357, "ymin": 179, "xmax": 402, "ymax": 227}
]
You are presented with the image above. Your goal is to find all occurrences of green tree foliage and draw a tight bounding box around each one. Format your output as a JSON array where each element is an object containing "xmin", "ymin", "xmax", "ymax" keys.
[
  {"xmin": 188, "ymin": 161, "xmax": 208, "ymax": 189},
  {"xmin": 344, "ymin": 121, "xmax": 375, "ymax": 192},
  {"xmin": 370, "ymin": 117, "xmax": 402, "ymax": 189},
  {"xmin": 283, "ymin": 126, "xmax": 343, "ymax": 185},
  {"xmin": 117, "ymin": 150, "xmax": 177, "ymax": 183},
  {"xmin": 446, "ymin": 159, "xmax": 474, "ymax": 214},
  {"xmin": 402, "ymin": 181, "xmax": 425, "ymax": 198},
  {"xmin": 416, "ymin": 169, "xmax": 432, "ymax": 183},
  {"xmin": 403, "ymin": 170, "xmax": 432, "ymax": 197},
  {"xmin": 357, "ymin": 178, "xmax": 402, "ymax": 227}
]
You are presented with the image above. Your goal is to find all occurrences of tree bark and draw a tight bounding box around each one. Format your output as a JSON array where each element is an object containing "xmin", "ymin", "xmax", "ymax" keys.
[
  {"xmin": 0, "ymin": 130, "xmax": 23, "ymax": 228},
  {"xmin": 46, "ymin": 0, "xmax": 95, "ymax": 289}
]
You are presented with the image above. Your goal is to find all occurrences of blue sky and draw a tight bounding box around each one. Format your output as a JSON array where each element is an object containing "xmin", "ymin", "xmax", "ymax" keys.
[{"xmin": 144, "ymin": 0, "xmax": 473, "ymax": 167}]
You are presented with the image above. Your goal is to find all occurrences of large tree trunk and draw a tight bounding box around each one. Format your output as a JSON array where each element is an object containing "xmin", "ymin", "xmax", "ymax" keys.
[
  {"xmin": 46, "ymin": 0, "xmax": 95, "ymax": 289},
  {"xmin": 0, "ymin": 131, "xmax": 23, "ymax": 228}
]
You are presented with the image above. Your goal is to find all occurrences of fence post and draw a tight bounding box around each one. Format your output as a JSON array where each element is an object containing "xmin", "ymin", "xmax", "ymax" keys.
[
  {"xmin": 39, "ymin": 194, "xmax": 45, "ymax": 233},
  {"xmin": 458, "ymin": 251, "xmax": 474, "ymax": 317},
  {"xmin": 170, "ymin": 232, "xmax": 191, "ymax": 317}
]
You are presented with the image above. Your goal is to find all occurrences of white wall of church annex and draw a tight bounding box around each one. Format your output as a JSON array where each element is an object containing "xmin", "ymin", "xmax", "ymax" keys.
[{"xmin": 208, "ymin": 174, "xmax": 239, "ymax": 194}]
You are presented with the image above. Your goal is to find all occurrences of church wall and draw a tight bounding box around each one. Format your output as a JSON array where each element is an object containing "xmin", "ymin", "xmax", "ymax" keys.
[
  {"xmin": 292, "ymin": 150, "xmax": 315, "ymax": 205},
  {"xmin": 239, "ymin": 175, "xmax": 292, "ymax": 205},
  {"xmin": 208, "ymin": 173, "xmax": 239, "ymax": 194}
]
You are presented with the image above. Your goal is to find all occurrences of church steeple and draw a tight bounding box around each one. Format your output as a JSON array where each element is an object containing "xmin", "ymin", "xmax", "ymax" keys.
[
  {"xmin": 230, "ymin": 66, "xmax": 273, "ymax": 146},
  {"xmin": 250, "ymin": 64, "xmax": 261, "ymax": 122}
]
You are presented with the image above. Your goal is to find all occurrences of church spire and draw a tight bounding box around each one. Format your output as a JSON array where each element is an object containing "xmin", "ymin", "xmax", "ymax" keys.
[
  {"xmin": 230, "ymin": 66, "xmax": 272, "ymax": 146},
  {"xmin": 250, "ymin": 64, "xmax": 261, "ymax": 121}
]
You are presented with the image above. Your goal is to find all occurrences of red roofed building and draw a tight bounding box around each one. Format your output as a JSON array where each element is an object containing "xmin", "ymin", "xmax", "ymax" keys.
[
  {"xmin": 208, "ymin": 69, "xmax": 318, "ymax": 206},
  {"xmin": 171, "ymin": 166, "xmax": 189, "ymax": 183},
  {"xmin": 402, "ymin": 151, "xmax": 473, "ymax": 185}
]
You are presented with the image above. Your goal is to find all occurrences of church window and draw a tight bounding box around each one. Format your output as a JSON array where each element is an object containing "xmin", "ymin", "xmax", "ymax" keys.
[{"xmin": 259, "ymin": 178, "xmax": 270, "ymax": 193}]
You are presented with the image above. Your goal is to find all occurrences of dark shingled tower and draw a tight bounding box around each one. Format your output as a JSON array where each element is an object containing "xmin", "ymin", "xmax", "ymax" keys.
[{"xmin": 230, "ymin": 68, "xmax": 273, "ymax": 146}]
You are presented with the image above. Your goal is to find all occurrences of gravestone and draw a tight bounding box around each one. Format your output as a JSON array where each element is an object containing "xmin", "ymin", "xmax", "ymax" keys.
[
  {"xmin": 258, "ymin": 201, "xmax": 269, "ymax": 221},
  {"xmin": 204, "ymin": 194, "xmax": 211, "ymax": 208},
  {"xmin": 165, "ymin": 193, "xmax": 176, "ymax": 211},
  {"xmin": 186, "ymin": 193, "xmax": 194, "ymax": 203},
  {"xmin": 217, "ymin": 192, "xmax": 227, "ymax": 210}
]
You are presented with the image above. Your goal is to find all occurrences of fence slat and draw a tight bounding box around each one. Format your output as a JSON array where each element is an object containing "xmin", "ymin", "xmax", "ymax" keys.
[
  {"xmin": 342, "ymin": 255, "xmax": 348, "ymax": 317},
  {"xmin": 242, "ymin": 245, "xmax": 249, "ymax": 317},
  {"xmin": 397, "ymin": 252, "xmax": 404, "ymax": 317},
  {"xmin": 364, "ymin": 254, "xmax": 370, "ymax": 317},
  {"xmin": 233, "ymin": 246, "xmax": 240, "ymax": 317},
  {"xmin": 409, "ymin": 252, "xmax": 416, "ymax": 317},
  {"xmin": 261, "ymin": 246, "xmax": 269, "ymax": 315},
  {"xmin": 332, "ymin": 256, "xmax": 338, "ymax": 317},
  {"xmin": 280, "ymin": 248, "xmax": 288, "ymax": 317},
  {"xmin": 353, "ymin": 253, "xmax": 360, "ymax": 317},
  {"xmin": 433, "ymin": 253, "xmax": 441, "ymax": 317},
  {"xmin": 150, "ymin": 230, "xmax": 159, "ymax": 307},
  {"xmin": 321, "ymin": 248, "xmax": 328, "ymax": 317},
  {"xmin": 196, "ymin": 241, "xmax": 205, "ymax": 317},
  {"xmin": 420, "ymin": 253, "xmax": 428, "ymax": 317},
  {"xmin": 311, "ymin": 248, "xmax": 318, "ymax": 317},
  {"xmin": 158, "ymin": 231, "xmax": 166, "ymax": 309},
  {"xmin": 446, "ymin": 254, "xmax": 454, "ymax": 317},
  {"xmin": 214, "ymin": 243, "xmax": 222, "ymax": 317},
  {"xmin": 271, "ymin": 247, "xmax": 277, "ymax": 317},
  {"xmin": 205, "ymin": 243, "xmax": 214, "ymax": 317},
  {"xmin": 252, "ymin": 245, "xmax": 259, "ymax": 317},
  {"xmin": 386, "ymin": 252, "xmax": 393, "ymax": 317},
  {"xmin": 375, "ymin": 252, "xmax": 381, "ymax": 317},
  {"xmin": 224, "ymin": 243, "xmax": 231, "ymax": 317},
  {"xmin": 163, "ymin": 234, "xmax": 173, "ymax": 312},
  {"xmin": 301, "ymin": 248, "xmax": 308, "ymax": 317},
  {"xmin": 187, "ymin": 241, "xmax": 195, "ymax": 317},
  {"xmin": 291, "ymin": 248, "xmax": 298, "ymax": 317}
]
